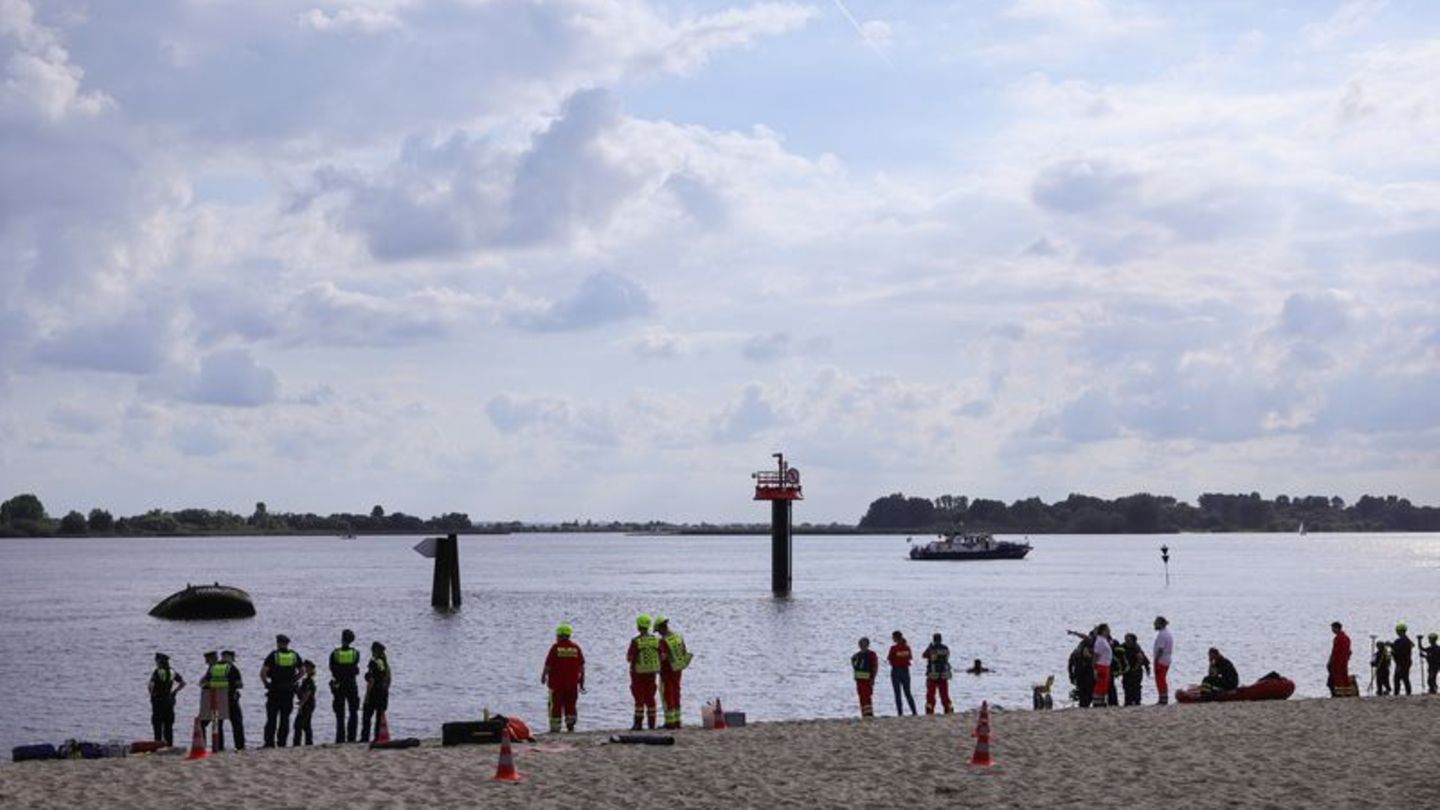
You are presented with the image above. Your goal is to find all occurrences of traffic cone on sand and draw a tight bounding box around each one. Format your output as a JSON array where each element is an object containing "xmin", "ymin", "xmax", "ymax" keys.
[
  {"xmin": 185, "ymin": 717, "xmax": 209, "ymax": 761},
  {"xmin": 712, "ymin": 698, "xmax": 728, "ymax": 730},
  {"xmin": 969, "ymin": 701, "xmax": 993, "ymax": 767},
  {"xmin": 375, "ymin": 712, "xmax": 391, "ymax": 744},
  {"xmin": 492, "ymin": 727, "xmax": 523, "ymax": 782}
]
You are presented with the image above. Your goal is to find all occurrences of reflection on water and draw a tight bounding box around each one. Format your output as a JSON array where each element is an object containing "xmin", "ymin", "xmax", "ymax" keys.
[{"xmin": 1, "ymin": 531, "xmax": 1437, "ymax": 751}]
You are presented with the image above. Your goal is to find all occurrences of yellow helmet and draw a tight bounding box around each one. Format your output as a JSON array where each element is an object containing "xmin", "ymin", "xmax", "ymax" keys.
[
  {"xmin": 654, "ymin": 615, "xmax": 669, "ymax": 627},
  {"xmin": 1396, "ymin": 623, "xmax": 1408, "ymax": 634},
  {"xmin": 636, "ymin": 615, "xmax": 652, "ymax": 630},
  {"xmin": 556, "ymin": 623, "xmax": 573, "ymax": 637}
]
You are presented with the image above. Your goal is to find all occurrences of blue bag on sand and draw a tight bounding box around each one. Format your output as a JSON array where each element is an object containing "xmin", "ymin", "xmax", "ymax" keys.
[{"xmin": 12, "ymin": 744, "xmax": 59, "ymax": 762}]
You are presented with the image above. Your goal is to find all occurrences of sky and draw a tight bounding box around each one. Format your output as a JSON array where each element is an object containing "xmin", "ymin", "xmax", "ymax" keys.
[{"xmin": 1, "ymin": 0, "xmax": 1437, "ymax": 523}]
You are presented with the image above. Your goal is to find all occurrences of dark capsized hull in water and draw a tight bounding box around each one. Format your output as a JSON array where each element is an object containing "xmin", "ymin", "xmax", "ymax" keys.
[{"xmin": 149, "ymin": 584, "xmax": 255, "ymax": 620}]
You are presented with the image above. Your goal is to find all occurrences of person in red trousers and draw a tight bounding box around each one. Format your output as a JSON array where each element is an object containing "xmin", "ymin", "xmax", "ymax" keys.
[
  {"xmin": 1328, "ymin": 621, "xmax": 1352, "ymax": 695},
  {"xmin": 656, "ymin": 616, "xmax": 692, "ymax": 729},
  {"xmin": 922, "ymin": 633, "xmax": 954, "ymax": 714},
  {"xmin": 541, "ymin": 623, "xmax": 585, "ymax": 733},
  {"xmin": 626, "ymin": 614, "xmax": 660, "ymax": 730},
  {"xmin": 851, "ymin": 637, "xmax": 878, "ymax": 718}
]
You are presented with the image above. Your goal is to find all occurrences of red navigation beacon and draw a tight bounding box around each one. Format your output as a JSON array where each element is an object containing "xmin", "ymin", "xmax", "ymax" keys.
[{"xmin": 753, "ymin": 452, "xmax": 803, "ymax": 501}]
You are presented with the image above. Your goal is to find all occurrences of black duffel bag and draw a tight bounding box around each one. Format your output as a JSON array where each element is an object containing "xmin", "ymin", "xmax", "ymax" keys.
[{"xmin": 442, "ymin": 716, "xmax": 509, "ymax": 746}]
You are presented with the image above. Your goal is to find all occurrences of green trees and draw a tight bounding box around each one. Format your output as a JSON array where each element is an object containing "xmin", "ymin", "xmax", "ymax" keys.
[
  {"xmin": 87, "ymin": 509, "xmax": 115, "ymax": 533},
  {"xmin": 0, "ymin": 493, "xmax": 50, "ymax": 536}
]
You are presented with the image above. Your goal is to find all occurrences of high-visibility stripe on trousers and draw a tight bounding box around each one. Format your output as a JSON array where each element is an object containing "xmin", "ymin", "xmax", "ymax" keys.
[
  {"xmin": 661, "ymin": 671, "xmax": 683, "ymax": 728},
  {"xmin": 855, "ymin": 679, "xmax": 874, "ymax": 717},
  {"xmin": 630, "ymin": 673, "xmax": 658, "ymax": 728},
  {"xmin": 548, "ymin": 686, "xmax": 579, "ymax": 733}
]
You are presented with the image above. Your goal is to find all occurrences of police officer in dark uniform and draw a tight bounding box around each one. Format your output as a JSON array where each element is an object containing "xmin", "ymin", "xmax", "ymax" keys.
[
  {"xmin": 147, "ymin": 653, "xmax": 186, "ymax": 745},
  {"xmin": 330, "ymin": 629, "xmax": 361, "ymax": 743},
  {"xmin": 221, "ymin": 650, "xmax": 245, "ymax": 750},
  {"xmin": 261, "ymin": 634, "xmax": 303, "ymax": 748},
  {"xmin": 361, "ymin": 641, "xmax": 391, "ymax": 742}
]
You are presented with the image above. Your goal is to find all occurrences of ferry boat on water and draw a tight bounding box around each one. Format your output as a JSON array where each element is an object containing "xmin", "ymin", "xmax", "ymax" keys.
[{"xmin": 907, "ymin": 531, "xmax": 1032, "ymax": 561}]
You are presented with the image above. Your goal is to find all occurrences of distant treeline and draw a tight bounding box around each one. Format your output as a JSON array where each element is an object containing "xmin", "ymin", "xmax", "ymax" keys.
[
  {"xmin": 858, "ymin": 492, "xmax": 1440, "ymax": 533},
  {"xmin": 0, "ymin": 492, "xmax": 859, "ymax": 538},
  {"xmin": 0, "ymin": 495, "xmax": 486, "ymax": 538}
]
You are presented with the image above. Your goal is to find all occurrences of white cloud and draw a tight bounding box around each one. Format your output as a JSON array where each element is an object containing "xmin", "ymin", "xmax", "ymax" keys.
[{"xmin": 1304, "ymin": 0, "xmax": 1387, "ymax": 48}]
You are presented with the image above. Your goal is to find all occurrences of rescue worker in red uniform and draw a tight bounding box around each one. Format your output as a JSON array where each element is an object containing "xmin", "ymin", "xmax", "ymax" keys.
[
  {"xmin": 626, "ymin": 614, "xmax": 661, "ymax": 730},
  {"xmin": 922, "ymin": 633, "xmax": 954, "ymax": 714},
  {"xmin": 851, "ymin": 637, "xmax": 878, "ymax": 718},
  {"xmin": 541, "ymin": 623, "xmax": 585, "ymax": 733},
  {"xmin": 1327, "ymin": 621, "xmax": 1351, "ymax": 696},
  {"xmin": 656, "ymin": 616, "xmax": 692, "ymax": 729}
]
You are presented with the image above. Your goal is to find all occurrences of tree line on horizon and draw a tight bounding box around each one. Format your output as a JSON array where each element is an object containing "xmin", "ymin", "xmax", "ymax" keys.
[
  {"xmin": 857, "ymin": 491, "xmax": 1440, "ymax": 533},
  {"xmin": 0, "ymin": 495, "xmax": 477, "ymax": 538}
]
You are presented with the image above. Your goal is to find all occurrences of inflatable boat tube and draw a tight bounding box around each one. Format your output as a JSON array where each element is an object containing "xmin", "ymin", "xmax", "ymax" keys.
[
  {"xmin": 1175, "ymin": 676, "xmax": 1295, "ymax": 704},
  {"xmin": 149, "ymin": 584, "xmax": 255, "ymax": 620}
]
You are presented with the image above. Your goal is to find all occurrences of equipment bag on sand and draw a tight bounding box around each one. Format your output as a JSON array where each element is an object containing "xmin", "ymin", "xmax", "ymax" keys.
[
  {"xmin": 12, "ymin": 744, "xmax": 59, "ymax": 762},
  {"xmin": 442, "ymin": 716, "xmax": 510, "ymax": 746}
]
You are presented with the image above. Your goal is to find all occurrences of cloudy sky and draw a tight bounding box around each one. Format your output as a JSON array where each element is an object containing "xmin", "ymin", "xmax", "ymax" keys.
[{"xmin": 1, "ymin": 0, "xmax": 1437, "ymax": 523}]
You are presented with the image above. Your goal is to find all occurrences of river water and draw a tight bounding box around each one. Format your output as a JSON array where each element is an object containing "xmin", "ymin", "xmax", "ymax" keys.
[{"xmin": 1, "ymin": 532, "xmax": 1437, "ymax": 753}]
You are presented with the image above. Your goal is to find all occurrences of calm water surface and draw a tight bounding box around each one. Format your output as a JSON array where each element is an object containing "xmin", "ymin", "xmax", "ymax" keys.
[{"xmin": 1, "ymin": 532, "xmax": 1437, "ymax": 752}]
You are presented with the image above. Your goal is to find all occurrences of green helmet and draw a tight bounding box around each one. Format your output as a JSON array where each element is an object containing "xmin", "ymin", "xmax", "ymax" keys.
[
  {"xmin": 1397, "ymin": 622, "xmax": 1408, "ymax": 634},
  {"xmin": 636, "ymin": 614, "xmax": 652, "ymax": 630},
  {"xmin": 1429, "ymin": 633, "xmax": 1437, "ymax": 642},
  {"xmin": 654, "ymin": 615, "xmax": 669, "ymax": 628},
  {"xmin": 556, "ymin": 623, "xmax": 573, "ymax": 637}
]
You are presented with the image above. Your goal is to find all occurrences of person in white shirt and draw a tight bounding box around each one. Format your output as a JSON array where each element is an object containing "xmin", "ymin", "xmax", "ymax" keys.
[
  {"xmin": 1153, "ymin": 616, "xmax": 1174, "ymax": 705},
  {"xmin": 1091, "ymin": 624, "xmax": 1114, "ymax": 707}
]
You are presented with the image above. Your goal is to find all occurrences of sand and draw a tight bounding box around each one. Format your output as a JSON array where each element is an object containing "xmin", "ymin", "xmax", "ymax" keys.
[{"xmin": 4, "ymin": 696, "xmax": 1438, "ymax": 809}]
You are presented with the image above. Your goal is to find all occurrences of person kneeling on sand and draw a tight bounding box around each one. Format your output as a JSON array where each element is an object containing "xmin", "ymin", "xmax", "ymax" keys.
[{"xmin": 1201, "ymin": 648, "xmax": 1239, "ymax": 694}]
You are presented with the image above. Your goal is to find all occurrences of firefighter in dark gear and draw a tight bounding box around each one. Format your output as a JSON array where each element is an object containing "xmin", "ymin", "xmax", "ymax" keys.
[
  {"xmin": 261, "ymin": 634, "xmax": 303, "ymax": 747},
  {"xmin": 1118, "ymin": 633, "xmax": 1151, "ymax": 706},
  {"xmin": 1423, "ymin": 633, "xmax": 1440, "ymax": 694},
  {"xmin": 542, "ymin": 624, "xmax": 586, "ymax": 733},
  {"xmin": 851, "ymin": 637, "xmax": 878, "ymax": 718},
  {"xmin": 626, "ymin": 615, "xmax": 660, "ymax": 730},
  {"xmin": 656, "ymin": 616, "xmax": 692, "ymax": 729},
  {"xmin": 361, "ymin": 642, "xmax": 391, "ymax": 742},
  {"xmin": 293, "ymin": 660, "xmax": 318, "ymax": 746},
  {"xmin": 922, "ymin": 633, "xmax": 954, "ymax": 714},
  {"xmin": 221, "ymin": 650, "xmax": 246, "ymax": 750},
  {"xmin": 147, "ymin": 652, "xmax": 186, "ymax": 745},
  {"xmin": 330, "ymin": 629, "xmax": 361, "ymax": 743}
]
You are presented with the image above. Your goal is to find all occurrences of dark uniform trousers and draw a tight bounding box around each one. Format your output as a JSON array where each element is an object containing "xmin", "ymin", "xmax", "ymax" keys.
[
  {"xmin": 264, "ymin": 688, "xmax": 295, "ymax": 747},
  {"xmin": 333, "ymin": 679, "xmax": 360, "ymax": 743}
]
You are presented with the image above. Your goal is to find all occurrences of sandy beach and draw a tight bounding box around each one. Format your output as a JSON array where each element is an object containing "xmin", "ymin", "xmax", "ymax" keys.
[{"xmin": 4, "ymin": 696, "xmax": 1437, "ymax": 809}]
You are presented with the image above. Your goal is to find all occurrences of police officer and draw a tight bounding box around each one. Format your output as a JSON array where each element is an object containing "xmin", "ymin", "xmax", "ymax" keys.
[
  {"xmin": 626, "ymin": 615, "xmax": 660, "ymax": 730},
  {"xmin": 293, "ymin": 660, "xmax": 318, "ymax": 746},
  {"xmin": 330, "ymin": 629, "xmax": 361, "ymax": 743},
  {"xmin": 147, "ymin": 653, "xmax": 186, "ymax": 745},
  {"xmin": 361, "ymin": 641, "xmax": 391, "ymax": 742},
  {"xmin": 261, "ymin": 634, "xmax": 303, "ymax": 748},
  {"xmin": 221, "ymin": 650, "xmax": 245, "ymax": 750}
]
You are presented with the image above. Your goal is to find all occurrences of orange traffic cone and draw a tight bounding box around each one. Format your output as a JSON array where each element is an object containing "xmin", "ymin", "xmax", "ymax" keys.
[
  {"xmin": 375, "ymin": 712, "xmax": 391, "ymax": 744},
  {"xmin": 185, "ymin": 717, "xmax": 209, "ymax": 760},
  {"xmin": 969, "ymin": 701, "xmax": 993, "ymax": 767},
  {"xmin": 492, "ymin": 727, "xmax": 523, "ymax": 782},
  {"xmin": 712, "ymin": 698, "xmax": 728, "ymax": 730}
]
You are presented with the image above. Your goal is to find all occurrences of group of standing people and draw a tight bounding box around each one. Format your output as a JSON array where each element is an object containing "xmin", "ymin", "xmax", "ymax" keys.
[
  {"xmin": 851, "ymin": 631, "xmax": 965, "ymax": 717},
  {"xmin": 1068, "ymin": 617, "xmax": 1172, "ymax": 707},
  {"xmin": 541, "ymin": 614, "xmax": 694, "ymax": 734},
  {"xmin": 1336, "ymin": 622, "xmax": 1440, "ymax": 696},
  {"xmin": 146, "ymin": 629, "xmax": 391, "ymax": 750}
]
